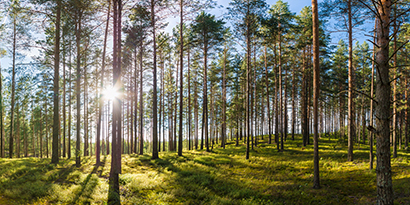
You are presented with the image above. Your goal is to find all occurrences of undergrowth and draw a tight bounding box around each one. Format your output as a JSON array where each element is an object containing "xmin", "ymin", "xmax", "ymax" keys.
[{"xmin": 0, "ymin": 135, "xmax": 409, "ymax": 204}]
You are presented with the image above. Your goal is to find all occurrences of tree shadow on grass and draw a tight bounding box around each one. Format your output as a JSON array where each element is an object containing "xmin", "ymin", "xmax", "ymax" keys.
[
  {"xmin": 71, "ymin": 162, "xmax": 100, "ymax": 204},
  {"xmin": 0, "ymin": 158, "xmax": 57, "ymax": 203},
  {"xmin": 130, "ymin": 154, "xmax": 269, "ymax": 204}
]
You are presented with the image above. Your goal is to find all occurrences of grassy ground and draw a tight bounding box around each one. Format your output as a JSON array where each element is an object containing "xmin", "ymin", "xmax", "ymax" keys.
[{"xmin": 1, "ymin": 135, "xmax": 410, "ymax": 204}]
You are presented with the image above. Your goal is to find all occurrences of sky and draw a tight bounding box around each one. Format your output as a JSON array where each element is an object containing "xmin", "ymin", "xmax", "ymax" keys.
[{"xmin": 1, "ymin": 0, "xmax": 372, "ymax": 72}]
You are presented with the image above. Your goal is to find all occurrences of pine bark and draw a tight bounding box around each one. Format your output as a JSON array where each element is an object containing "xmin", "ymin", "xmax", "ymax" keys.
[
  {"xmin": 75, "ymin": 10, "xmax": 82, "ymax": 167},
  {"xmin": 312, "ymin": 0, "xmax": 320, "ymax": 189},
  {"xmin": 375, "ymin": 0, "xmax": 393, "ymax": 203},
  {"xmin": 51, "ymin": 0, "xmax": 61, "ymax": 164}
]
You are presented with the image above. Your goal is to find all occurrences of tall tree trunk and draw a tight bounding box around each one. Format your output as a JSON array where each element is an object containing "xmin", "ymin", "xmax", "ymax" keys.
[
  {"xmin": 134, "ymin": 49, "xmax": 138, "ymax": 154},
  {"xmin": 312, "ymin": 0, "xmax": 320, "ymax": 189},
  {"xmin": 203, "ymin": 42, "xmax": 209, "ymax": 152},
  {"xmin": 46, "ymin": 101, "xmax": 49, "ymax": 158},
  {"xmin": 139, "ymin": 42, "xmax": 144, "ymax": 155},
  {"xmin": 245, "ymin": 7, "xmax": 250, "ymax": 159},
  {"xmin": 222, "ymin": 43, "xmax": 227, "ymax": 149},
  {"xmin": 292, "ymin": 64, "xmax": 296, "ymax": 140},
  {"xmin": 369, "ymin": 16, "xmax": 377, "ymax": 171},
  {"xmin": 194, "ymin": 79, "xmax": 198, "ymax": 150},
  {"xmin": 51, "ymin": 0, "xmax": 61, "ymax": 164},
  {"xmin": 75, "ymin": 11, "xmax": 82, "ymax": 167},
  {"xmin": 84, "ymin": 57, "xmax": 89, "ymax": 157},
  {"xmin": 177, "ymin": 0, "xmax": 184, "ymax": 156},
  {"xmin": 301, "ymin": 48, "xmax": 308, "ymax": 147},
  {"xmin": 188, "ymin": 44, "xmax": 191, "ymax": 150},
  {"xmin": 96, "ymin": 0, "xmax": 110, "ymax": 165},
  {"xmin": 278, "ymin": 28, "xmax": 283, "ymax": 151},
  {"xmin": 62, "ymin": 29, "xmax": 66, "ymax": 158},
  {"xmin": 16, "ymin": 108, "xmax": 20, "ymax": 158},
  {"xmin": 264, "ymin": 46, "xmax": 272, "ymax": 144},
  {"xmin": 9, "ymin": 14, "xmax": 17, "ymax": 159},
  {"xmin": 0, "ymin": 62, "xmax": 3, "ymax": 158},
  {"xmin": 375, "ymin": 0, "xmax": 393, "ymax": 203},
  {"xmin": 68, "ymin": 42, "xmax": 72, "ymax": 159},
  {"xmin": 347, "ymin": 0, "xmax": 355, "ymax": 162},
  {"xmin": 392, "ymin": 7, "xmax": 397, "ymax": 158},
  {"xmin": 161, "ymin": 53, "xmax": 165, "ymax": 152},
  {"xmin": 108, "ymin": 0, "xmax": 122, "ymax": 203},
  {"xmin": 151, "ymin": 0, "xmax": 158, "ymax": 159}
]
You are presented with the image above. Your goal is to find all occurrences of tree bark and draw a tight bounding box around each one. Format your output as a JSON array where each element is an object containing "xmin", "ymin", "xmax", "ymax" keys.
[
  {"xmin": 0, "ymin": 62, "xmax": 3, "ymax": 158},
  {"xmin": 75, "ymin": 11, "xmax": 82, "ymax": 167},
  {"xmin": 347, "ymin": 0, "xmax": 355, "ymax": 162},
  {"xmin": 264, "ymin": 46, "xmax": 272, "ymax": 144},
  {"xmin": 312, "ymin": 0, "xmax": 320, "ymax": 189},
  {"xmin": 177, "ymin": 0, "xmax": 184, "ymax": 157},
  {"xmin": 151, "ymin": 0, "xmax": 159, "ymax": 159},
  {"xmin": 51, "ymin": 0, "xmax": 61, "ymax": 164},
  {"xmin": 9, "ymin": 13, "xmax": 17, "ymax": 159},
  {"xmin": 96, "ymin": 0, "xmax": 110, "ymax": 165},
  {"xmin": 375, "ymin": 0, "xmax": 393, "ymax": 203},
  {"xmin": 139, "ymin": 41, "xmax": 144, "ymax": 155},
  {"xmin": 222, "ymin": 43, "xmax": 227, "ymax": 149}
]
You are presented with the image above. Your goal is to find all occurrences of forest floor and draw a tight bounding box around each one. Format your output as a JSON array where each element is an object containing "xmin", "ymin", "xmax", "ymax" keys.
[{"xmin": 1, "ymin": 135, "xmax": 410, "ymax": 204}]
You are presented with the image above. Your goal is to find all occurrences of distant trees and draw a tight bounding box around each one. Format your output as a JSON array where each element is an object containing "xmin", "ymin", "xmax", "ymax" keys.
[
  {"xmin": 0, "ymin": 0, "xmax": 409, "ymax": 203},
  {"xmin": 228, "ymin": 0, "xmax": 266, "ymax": 159},
  {"xmin": 191, "ymin": 11, "xmax": 225, "ymax": 152}
]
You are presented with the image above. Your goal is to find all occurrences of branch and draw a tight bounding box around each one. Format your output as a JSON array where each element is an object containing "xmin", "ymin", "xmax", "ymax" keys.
[
  {"xmin": 388, "ymin": 40, "xmax": 409, "ymax": 62},
  {"xmin": 390, "ymin": 64, "xmax": 410, "ymax": 69},
  {"xmin": 366, "ymin": 38, "xmax": 380, "ymax": 49},
  {"xmin": 352, "ymin": 88, "xmax": 378, "ymax": 105},
  {"xmin": 357, "ymin": 0, "xmax": 379, "ymax": 19},
  {"xmin": 367, "ymin": 126, "xmax": 379, "ymax": 135},
  {"xmin": 389, "ymin": 7, "xmax": 410, "ymax": 26},
  {"xmin": 389, "ymin": 75, "xmax": 401, "ymax": 85}
]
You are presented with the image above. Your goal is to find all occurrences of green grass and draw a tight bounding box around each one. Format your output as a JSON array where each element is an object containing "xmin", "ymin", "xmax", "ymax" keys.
[{"xmin": 1, "ymin": 135, "xmax": 410, "ymax": 204}]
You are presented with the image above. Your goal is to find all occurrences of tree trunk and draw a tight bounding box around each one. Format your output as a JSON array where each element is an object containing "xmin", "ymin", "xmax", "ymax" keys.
[
  {"xmin": 51, "ymin": 0, "xmax": 61, "ymax": 164},
  {"xmin": 177, "ymin": 0, "xmax": 184, "ymax": 156},
  {"xmin": 0, "ymin": 62, "xmax": 3, "ymax": 158},
  {"xmin": 375, "ymin": 0, "xmax": 393, "ymax": 203},
  {"xmin": 264, "ymin": 46, "xmax": 272, "ymax": 144},
  {"xmin": 194, "ymin": 79, "xmax": 198, "ymax": 150},
  {"xmin": 75, "ymin": 11, "xmax": 82, "ymax": 167},
  {"xmin": 278, "ymin": 28, "xmax": 283, "ymax": 151},
  {"xmin": 203, "ymin": 42, "xmax": 209, "ymax": 152},
  {"xmin": 9, "ymin": 14, "xmax": 17, "ymax": 159},
  {"xmin": 139, "ymin": 41, "xmax": 144, "ymax": 155},
  {"xmin": 62, "ymin": 29, "xmax": 66, "ymax": 159},
  {"xmin": 96, "ymin": 0, "xmax": 110, "ymax": 165},
  {"xmin": 347, "ymin": 0, "xmax": 355, "ymax": 162},
  {"xmin": 108, "ymin": 0, "xmax": 122, "ymax": 203},
  {"xmin": 66, "ymin": 40, "xmax": 72, "ymax": 159},
  {"xmin": 292, "ymin": 63, "xmax": 296, "ymax": 140},
  {"xmin": 222, "ymin": 43, "xmax": 227, "ymax": 149},
  {"xmin": 301, "ymin": 48, "xmax": 308, "ymax": 147},
  {"xmin": 312, "ymin": 0, "xmax": 320, "ymax": 189},
  {"xmin": 245, "ymin": 7, "xmax": 250, "ymax": 159},
  {"xmin": 392, "ymin": 7, "xmax": 397, "ymax": 158},
  {"xmin": 188, "ymin": 44, "xmax": 191, "ymax": 150},
  {"xmin": 151, "ymin": 0, "xmax": 159, "ymax": 159},
  {"xmin": 16, "ymin": 108, "xmax": 20, "ymax": 158}
]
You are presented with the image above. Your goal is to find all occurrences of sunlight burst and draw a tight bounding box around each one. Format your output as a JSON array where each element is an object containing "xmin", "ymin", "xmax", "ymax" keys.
[{"xmin": 102, "ymin": 87, "xmax": 119, "ymax": 100}]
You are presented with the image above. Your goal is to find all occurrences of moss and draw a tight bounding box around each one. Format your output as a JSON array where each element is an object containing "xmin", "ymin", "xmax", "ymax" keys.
[{"xmin": 0, "ymin": 135, "xmax": 409, "ymax": 204}]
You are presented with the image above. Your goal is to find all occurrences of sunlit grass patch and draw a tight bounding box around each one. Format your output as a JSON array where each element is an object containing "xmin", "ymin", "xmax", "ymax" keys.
[{"xmin": 0, "ymin": 135, "xmax": 410, "ymax": 204}]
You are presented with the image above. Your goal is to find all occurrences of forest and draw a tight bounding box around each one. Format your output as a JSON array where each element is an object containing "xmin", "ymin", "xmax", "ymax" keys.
[{"xmin": 0, "ymin": 0, "xmax": 409, "ymax": 204}]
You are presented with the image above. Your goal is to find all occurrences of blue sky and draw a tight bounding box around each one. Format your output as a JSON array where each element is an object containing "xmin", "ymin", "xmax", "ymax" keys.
[{"xmin": 1, "ymin": 0, "xmax": 372, "ymax": 70}]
